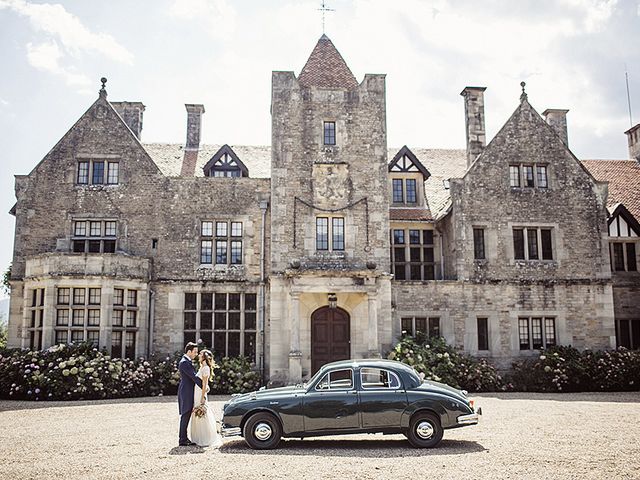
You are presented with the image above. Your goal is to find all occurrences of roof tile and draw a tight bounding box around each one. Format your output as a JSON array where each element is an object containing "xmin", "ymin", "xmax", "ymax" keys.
[
  {"xmin": 581, "ymin": 159, "xmax": 640, "ymax": 221},
  {"xmin": 298, "ymin": 34, "xmax": 359, "ymax": 90}
]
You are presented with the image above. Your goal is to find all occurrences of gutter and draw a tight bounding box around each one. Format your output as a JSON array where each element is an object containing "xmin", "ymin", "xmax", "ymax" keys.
[{"xmin": 258, "ymin": 200, "xmax": 269, "ymax": 382}]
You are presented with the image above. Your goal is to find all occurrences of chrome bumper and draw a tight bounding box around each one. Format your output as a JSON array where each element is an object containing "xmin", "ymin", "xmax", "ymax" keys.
[
  {"xmin": 457, "ymin": 407, "xmax": 482, "ymax": 425},
  {"xmin": 221, "ymin": 426, "xmax": 242, "ymax": 438}
]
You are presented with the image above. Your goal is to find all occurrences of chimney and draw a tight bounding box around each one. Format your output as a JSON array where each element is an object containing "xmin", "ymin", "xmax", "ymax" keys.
[
  {"xmin": 111, "ymin": 101, "xmax": 145, "ymax": 139},
  {"xmin": 543, "ymin": 109, "xmax": 569, "ymax": 146},
  {"xmin": 624, "ymin": 123, "xmax": 640, "ymax": 162},
  {"xmin": 181, "ymin": 104, "xmax": 205, "ymax": 176},
  {"xmin": 460, "ymin": 87, "xmax": 487, "ymax": 166}
]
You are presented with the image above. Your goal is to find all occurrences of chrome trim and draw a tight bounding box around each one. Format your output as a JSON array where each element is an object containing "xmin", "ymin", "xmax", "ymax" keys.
[
  {"xmin": 221, "ymin": 426, "xmax": 242, "ymax": 437},
  {"xmin": 254, "ymin": 422, "xmax": 273, "ymax": 441},
  {"xmin": 416, "ymin": 421, "xmax": 435, "ymax": 439},
  {"xmin": 457, "ymin": 412, "xmax": 480, "ymax": 425}
]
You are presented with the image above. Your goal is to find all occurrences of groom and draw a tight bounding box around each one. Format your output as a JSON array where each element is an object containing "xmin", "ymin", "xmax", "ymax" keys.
[{"xmin": 178, "ymin": 342, "xmax": 203, "ymax": 446}]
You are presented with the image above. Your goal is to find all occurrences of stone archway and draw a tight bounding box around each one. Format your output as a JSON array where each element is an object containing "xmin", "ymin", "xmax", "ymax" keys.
[{"xmin": 311, "ymin": 306, "xmax": 351, "ymax": 374}]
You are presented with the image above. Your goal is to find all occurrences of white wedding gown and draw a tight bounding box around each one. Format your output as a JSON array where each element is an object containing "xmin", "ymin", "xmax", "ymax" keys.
[{"xmin": 190, "ymin": 365, "xmax": 223, "ymax": 448}]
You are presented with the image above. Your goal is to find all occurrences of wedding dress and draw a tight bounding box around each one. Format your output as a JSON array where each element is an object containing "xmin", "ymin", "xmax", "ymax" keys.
[{"xmin": 190, "ymin": 365, "xmax": 223, "ymax": 448}]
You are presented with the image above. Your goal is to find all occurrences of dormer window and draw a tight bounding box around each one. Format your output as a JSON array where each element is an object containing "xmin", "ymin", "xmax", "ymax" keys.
[
  {"xmin": 388, "ymin": 146, "xmax": 430, "ymax": 206},
  {"xmin": 323, "ymin": 122, "xmax": 336, "ymax": 145},
  {"xmin": 203, "ymin": 144, "xmax": 249, "ymax": 178}
]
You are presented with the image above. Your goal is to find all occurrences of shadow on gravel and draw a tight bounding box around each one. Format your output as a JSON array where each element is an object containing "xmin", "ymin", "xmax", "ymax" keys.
[
  {"xmin": 168, "ymin": 446, "xmax": 206, "ymax": 455},
  {"xmin": 219, "ymin": 438, "xmax": 486, "ymax": 457}
]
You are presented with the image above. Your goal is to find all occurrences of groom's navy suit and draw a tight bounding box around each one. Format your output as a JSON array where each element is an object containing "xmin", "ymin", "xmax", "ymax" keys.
[{"xmin": 178, "ymin": 354, "xmax": 203, "ymax": 444}]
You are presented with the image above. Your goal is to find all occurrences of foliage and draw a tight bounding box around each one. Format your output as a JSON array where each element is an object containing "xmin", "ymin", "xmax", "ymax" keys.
[
  {"xmin": 0, "ymin": 323, "xmax": 6, "ymax": 349},
  {"xmin": 387, "ymin": 334, "xmax": 504, "ymax": 392},
  {"xmin": 509, "ymin": 345, "xmax": 640, "ymax": 392},
  {"xmin": 211, "ymin": 356, "xmax": 262, "ymax": 394},
  {"xmin": 1, "ymin": 263, "xmax": 10, "ymax": 295},
  {"xmin": 0, "ymin": 343, "xmax": 261, "ymax": 401}
]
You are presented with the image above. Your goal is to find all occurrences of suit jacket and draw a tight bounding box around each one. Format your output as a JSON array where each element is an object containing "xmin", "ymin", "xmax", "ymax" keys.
[{"xmin": 177, "ymin": 355, "xmax": 203, "ymax": 415}]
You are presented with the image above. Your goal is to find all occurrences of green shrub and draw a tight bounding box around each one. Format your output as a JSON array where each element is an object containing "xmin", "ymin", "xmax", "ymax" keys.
[
  {"xmin": 387, "ymin": 335, "xmax": 504, "ymax": 392},
  {"xmin": 508, "ymin": 345, "xmax": 640, "ymax": 392},
  {"xmin": 0, "ymin": 343, "xmax": 261, "ymax": 401},
  {"xmin": 211, "ymin": 356, "xmax": 262, "ymax": 394}
]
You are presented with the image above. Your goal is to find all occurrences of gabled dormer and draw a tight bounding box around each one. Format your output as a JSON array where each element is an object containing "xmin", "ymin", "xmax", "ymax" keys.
[
  {"xmin": 608, "ymin": 203, "xmax": 639, "ymax": 272},
  {"xmin": 203, "ymin": 145, "xmax": 249, "ymax": 177},
  {"xmin": 388, "ymin": 146, "xmax": 430, "ymax": 206}
]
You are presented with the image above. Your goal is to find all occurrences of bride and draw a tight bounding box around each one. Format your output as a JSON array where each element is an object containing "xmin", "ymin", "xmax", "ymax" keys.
[{"xmin": 190, "ymin": 349, "xmax": 223, "ymax": 448}]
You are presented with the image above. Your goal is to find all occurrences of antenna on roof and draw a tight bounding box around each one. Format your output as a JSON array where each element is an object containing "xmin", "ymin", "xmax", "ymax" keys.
[
  {"xmin": 625, "ymin": 64, "xmax": 633, "ymax": 127},
  {"xmin": 318, "ymin": 1, "xmax": 334, "ymax": 34}
]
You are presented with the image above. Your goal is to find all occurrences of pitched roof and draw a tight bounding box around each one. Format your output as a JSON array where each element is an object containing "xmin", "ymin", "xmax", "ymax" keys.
[
  {"xmin": 141, "ymin": 143, "xmax": 467, "ymax": 221},
  {"xmin": 581, "ymin": 159, "xmax": 640, "ymax": 221},
  {"xmin": 389, "ymin": 208, "xmax": 433, "ymax": 222},
  {"xmin": 389, "ymin": 146, "xmax": 431, "ymax": 179},
  {"xmin": 143, "ymin": 143, "xmax": 271, "ymax": 178},
  {"xmin": 298, "ymin": 34, "xmax": 359, "ymax": 90}
]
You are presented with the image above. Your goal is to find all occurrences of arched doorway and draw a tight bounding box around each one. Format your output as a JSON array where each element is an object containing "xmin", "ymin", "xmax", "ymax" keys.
[{"xmin": 311, "ymin": 306, "xmax": 351, "ymax": 374}]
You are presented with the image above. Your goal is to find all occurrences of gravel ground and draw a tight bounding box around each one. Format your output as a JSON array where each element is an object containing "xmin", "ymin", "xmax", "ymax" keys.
[{"xmin": 0, "ymin": 392, "xmax": 639, "ymax": 480}]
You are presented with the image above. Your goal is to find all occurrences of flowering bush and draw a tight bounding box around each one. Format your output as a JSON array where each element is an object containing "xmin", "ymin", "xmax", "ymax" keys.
[
  {"xmin": 388, "ymin": 335, "xmax": 504, "ymax": 392},
  {"xmin": 510, "ymin": 345, "xmax": 640, "ymax": 392},
  {"xmin": 0, "ymin": 343, "xmax": 261, "ymax": 401},
  {"xmin": 211, "ymin": 356, "xmax": 262, "ymax": 394}
]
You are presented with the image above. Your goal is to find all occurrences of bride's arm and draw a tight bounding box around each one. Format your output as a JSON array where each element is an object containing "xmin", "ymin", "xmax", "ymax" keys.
[{"xmin": 200, "ymin": 368, "xmax": 209, "ymax": 405}]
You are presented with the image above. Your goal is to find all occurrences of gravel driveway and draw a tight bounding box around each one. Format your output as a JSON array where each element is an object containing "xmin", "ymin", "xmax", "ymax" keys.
[{"xmin": 0, "ymin": 392, "xmax": 638, "ymax": 480}]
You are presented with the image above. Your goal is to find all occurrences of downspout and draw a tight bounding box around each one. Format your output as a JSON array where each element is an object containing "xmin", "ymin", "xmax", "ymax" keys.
[
  {"xmin": 258, "ymin": 200, "xmax": 269, "ymax": 383},
  {"xmin": 437, "ymin": 225, "xmax": 445, "ymax": 280},
  {"xmin": 148, "ymin": 289, "xmax": 155, "ymax": 357}
]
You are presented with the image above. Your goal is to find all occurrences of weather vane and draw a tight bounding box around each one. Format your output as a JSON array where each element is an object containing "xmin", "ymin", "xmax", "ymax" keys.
[{"xmin": 318, "ymin": 1, "xmax": 334, "ymax": 34}]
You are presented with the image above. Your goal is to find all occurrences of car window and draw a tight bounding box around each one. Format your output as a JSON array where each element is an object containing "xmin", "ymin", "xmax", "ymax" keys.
[
  {"xmin": 315, "ymin": 368, "xmax": 354, "ymax": 391},
  {"xmin": 360, "ymin": 368, "xmax": 401, "ymax": 390}
]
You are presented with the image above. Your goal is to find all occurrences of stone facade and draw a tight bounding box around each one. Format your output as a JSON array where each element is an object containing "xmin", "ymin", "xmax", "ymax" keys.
[{"xmin": 7, "ymin": 35, "xmax": 636, "ymax": 384}]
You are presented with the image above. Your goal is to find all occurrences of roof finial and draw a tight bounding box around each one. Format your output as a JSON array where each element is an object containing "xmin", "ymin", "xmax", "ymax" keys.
[
  {"xmin": 99, "ymin": 77, "xmax": 107, "ymax": 98},
  {"xmin": 520, "ymin": 81, "xmax": 527, "ymax": 102},
  {"xmin": 317, "ymin": 1, "xmax": 334, "ymax": 34}
]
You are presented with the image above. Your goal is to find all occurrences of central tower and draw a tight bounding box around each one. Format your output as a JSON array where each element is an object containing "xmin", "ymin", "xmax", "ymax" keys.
[{"xmin": 268, "ymin": 35, "xmax": 392, "ymax": 383}]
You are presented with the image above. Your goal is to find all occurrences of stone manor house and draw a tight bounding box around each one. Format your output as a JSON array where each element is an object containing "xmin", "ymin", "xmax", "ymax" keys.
[{"xmin": 7, "ymin": 35, "xmax": 640, "ymax": 383}]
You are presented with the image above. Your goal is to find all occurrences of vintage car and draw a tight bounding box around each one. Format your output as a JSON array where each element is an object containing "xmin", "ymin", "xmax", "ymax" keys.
[{"xmin": 221, "ymin": 359, "xmax": 481, "ymax": 449}]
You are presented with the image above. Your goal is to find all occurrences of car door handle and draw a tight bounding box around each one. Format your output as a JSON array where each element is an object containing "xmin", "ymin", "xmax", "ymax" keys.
[{"xmin": 347, "ymin": 390, "xmax": 358, "ymax": 395}]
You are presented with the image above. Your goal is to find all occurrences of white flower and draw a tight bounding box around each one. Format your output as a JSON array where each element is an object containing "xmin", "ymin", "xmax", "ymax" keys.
[{"xmin": 539, "ymin": 355, "xmax": 546, "ymax": 360}]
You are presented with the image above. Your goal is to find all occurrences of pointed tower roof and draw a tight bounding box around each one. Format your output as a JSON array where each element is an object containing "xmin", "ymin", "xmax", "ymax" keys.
[{"xmin": 298, "ymin": 34, "xmax": 358, "ymax": 89}]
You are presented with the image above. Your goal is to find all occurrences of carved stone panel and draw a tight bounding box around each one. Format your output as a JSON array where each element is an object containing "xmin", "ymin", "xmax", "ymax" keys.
[{"xmin": 312, "ymin": 162, "xmax": 351, "ymax": 210}]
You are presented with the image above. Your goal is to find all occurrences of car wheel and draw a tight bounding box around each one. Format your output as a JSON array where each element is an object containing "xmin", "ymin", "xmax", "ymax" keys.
[
  {"xmin": 243, "ymin": 412, "xmax": 282, "ymax": 450},
  {"xmin": 406, "ymin": 412, "xmax": 444, "ymax": 448}
]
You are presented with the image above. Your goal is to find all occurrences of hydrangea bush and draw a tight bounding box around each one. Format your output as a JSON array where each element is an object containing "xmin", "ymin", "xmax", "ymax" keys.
[
  {"xmin": 0, "ymin": 343, "xmax": 261, "ymax": 401},
  {"xmin": 388, "ymin": 335, "xmax": 504, "ymax": 392},
  {"xmin": 509, "ymin": 345, "xmax": 640, "ymax": 392}
]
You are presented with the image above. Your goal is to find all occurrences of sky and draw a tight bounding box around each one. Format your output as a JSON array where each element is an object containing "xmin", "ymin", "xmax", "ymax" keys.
[{"xmin": 0, "ymin": 0, "xmax": 639, "ymax": 296}]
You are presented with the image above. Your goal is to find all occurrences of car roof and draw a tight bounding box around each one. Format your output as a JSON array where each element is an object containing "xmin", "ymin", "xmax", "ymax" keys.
[{"xmin": 320, "ymin": 358, "xmax": 417, "ymax": 375}]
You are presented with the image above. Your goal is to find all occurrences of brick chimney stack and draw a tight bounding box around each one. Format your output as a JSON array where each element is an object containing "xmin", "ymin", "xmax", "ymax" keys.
[
  {"xmin": 181, "ymin": 104, "xmax": 205, "ymax": 176},
  {"xmin": 111, "ymin": 101, "xmax": 145, "ymax": 139},
  {"xmin": 624, "ymin": 123, "xmax": 640, "ymax": 162},
  {"xmin": 543, "ymin": 109, "xmax": 569, "ymax": 146},
  {"xmin": 460, "ymin": 87, "xmax": 487, "ymax": 167}
]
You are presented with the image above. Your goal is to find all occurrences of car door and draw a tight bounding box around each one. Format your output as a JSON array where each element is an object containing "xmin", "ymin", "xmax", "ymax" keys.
[
  {"xmin": 303, "ymin": 368, "xmax": 360, "ymax": 432},
  {"xmin": 358, "ymin": 367, "xmax": 408, "ymax": 429}
]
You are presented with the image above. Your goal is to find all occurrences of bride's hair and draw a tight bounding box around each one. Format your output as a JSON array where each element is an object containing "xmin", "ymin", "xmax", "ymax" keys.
[{"xmin": 200, "ymin": 349, "xmax": 214, "ymax": 369}]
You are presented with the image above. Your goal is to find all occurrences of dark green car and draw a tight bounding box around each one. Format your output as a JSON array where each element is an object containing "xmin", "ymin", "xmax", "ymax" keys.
[{"xmin": 221, "ymin": 359, "xmax": 481, "ymax": 449}]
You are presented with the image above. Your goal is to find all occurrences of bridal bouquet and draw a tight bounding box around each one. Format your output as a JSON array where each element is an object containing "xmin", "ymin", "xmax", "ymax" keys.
[{"xmin": 193, "ymin": 404, "xmax": 207, "ymax": 418}]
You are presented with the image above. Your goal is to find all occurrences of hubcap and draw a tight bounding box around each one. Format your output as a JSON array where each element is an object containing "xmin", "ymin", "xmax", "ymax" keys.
[
  {"xmin": 254, "ymin": 422, "xmax": 273, "ymax": 441},
  {"xmin": 416, "ymin": 421, "xmax": 434, "ymax": 440}
]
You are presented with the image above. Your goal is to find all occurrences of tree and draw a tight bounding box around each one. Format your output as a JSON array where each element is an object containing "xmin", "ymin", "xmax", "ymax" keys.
[{"xmin": 2, "ymin": 263, "xmax": 10, "ymax": 296}]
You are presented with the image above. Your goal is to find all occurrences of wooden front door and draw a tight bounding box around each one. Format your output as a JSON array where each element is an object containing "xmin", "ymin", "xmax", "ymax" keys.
[{"xmin": 311, "ymin": 307, "xmax": 350, "ymax": 374}]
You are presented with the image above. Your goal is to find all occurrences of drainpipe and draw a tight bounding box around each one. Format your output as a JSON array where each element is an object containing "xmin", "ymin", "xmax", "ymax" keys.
[
  {"xmin": 258, "ymin": 200, "xmax": 269, "ymax": 382},
  {"xmin": 148, "ymin": 289, "xmax": 155, "ymax": 356}
]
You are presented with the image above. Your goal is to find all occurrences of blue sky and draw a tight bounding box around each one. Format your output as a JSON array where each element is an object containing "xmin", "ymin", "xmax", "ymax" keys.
[{"xmin": 1, "ymin": 0, "xmax": 639, "ymax": 295}]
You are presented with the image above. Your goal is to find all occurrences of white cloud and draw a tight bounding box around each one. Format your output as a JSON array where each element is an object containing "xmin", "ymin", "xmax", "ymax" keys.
[
  {"xmin": 0, "ymin": 0, "xmax": 133, "ymax": 90},
  {"xmin": 168, "ymin": 0, "xmax": 237, "ymax": 39},
  {"xmin": 0, "ymin": 0, "xmax": 134, "ymax": 63},
  {"xmin": 26, "ymin": 41, "xmax": 91, "ymax": 88}
]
